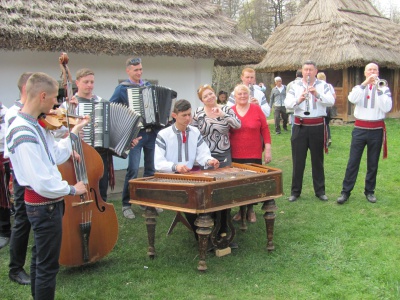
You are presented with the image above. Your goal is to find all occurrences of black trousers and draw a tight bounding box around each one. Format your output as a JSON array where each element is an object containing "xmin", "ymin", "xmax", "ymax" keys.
[
  {"xmin": 290, "ymin": 123, "xmax": 325, "ymax": 197},
  {"xmin": 97, "ymin": 148, "xmax": 110, "ymax": 202},
  {"xmin": 9, "ymin": 175, "xmax": 30, "ymax": 275},
  {"xmin": 341, "ymin": 128, "xmax": 383, "ymax": 196},
  {"xmin": 0, "ymin": 162, "xmax": 11, "ymax": 238},
  {"xmin": 27, "ymin": 201, "xmax": 64, "ymax": 300}
]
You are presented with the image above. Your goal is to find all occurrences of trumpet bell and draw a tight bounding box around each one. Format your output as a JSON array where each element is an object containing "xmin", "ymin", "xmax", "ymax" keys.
[{"xmin": 375, "ymin": 77, "xmax": 388, "ymax": 89}]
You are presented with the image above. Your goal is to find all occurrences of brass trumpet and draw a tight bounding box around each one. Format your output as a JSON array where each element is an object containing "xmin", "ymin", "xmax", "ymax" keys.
[{"xmin": 375, "ymin": 77, "xmax": 388, "ymax": 89}]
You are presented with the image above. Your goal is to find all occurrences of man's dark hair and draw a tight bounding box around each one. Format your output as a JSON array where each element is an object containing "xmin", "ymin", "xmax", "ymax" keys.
[
  {"xmin": 303, "ymin": 60, "xmax": 317, "ymax": 68},
  {"xmin": 295, "ymin": 69, "xmax": 302, "ymax": 78},
  {"xmin": 173, "ymin": 99, "xmax": 191, "ymax": 113}
]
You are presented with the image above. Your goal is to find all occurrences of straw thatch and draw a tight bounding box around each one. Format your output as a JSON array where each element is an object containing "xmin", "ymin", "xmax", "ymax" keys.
[
  {"xmin": 0, "ymin": 0, "xmax": 266, "ymax": 65},
  {"xmin": 254, "ymin": 0, "xmax": 400, "ymax": 72}
]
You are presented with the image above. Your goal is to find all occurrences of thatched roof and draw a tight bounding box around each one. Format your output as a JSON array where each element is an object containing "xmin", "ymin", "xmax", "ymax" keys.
[
  {"xmin": 0, "ymin": 0, "xmax": 266, "ymax": 66},
  {"xmin": 254, "ymin": 0, "xmax": 400, "ymax": 72}
]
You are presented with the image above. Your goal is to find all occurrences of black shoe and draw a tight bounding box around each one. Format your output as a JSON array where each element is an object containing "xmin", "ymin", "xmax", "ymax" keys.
[
  {"xmin": 229, "ymin": 242, "xmax": 239, "ymax": 249},
  {"xmin": 0, "ymin": 236, "xmax": 10, "ymax": 249},
  {"xmin": 288, "ymin": 195, "xmax": 298, "ymax": 202},
  {"xmin": 276, "ymin": 132, "xmax": 281, "ymax": 135},
  {"xmin": 366, "ymin": 194, "xmax": 377, "ymax": 203},
  {"xmin": 9, "ymin": 270, "xmax": 31, "ymax": 285},
  {"xmin": 337, "ymin": 193, "xmax": 349, "ymax": 204},
  {"xmin": 317, "ymin": 195, "xmax": 328, "ymax": 201}
]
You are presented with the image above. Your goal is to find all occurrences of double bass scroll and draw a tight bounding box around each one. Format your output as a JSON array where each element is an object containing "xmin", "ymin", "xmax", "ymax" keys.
[{"xmin": 59, "ymin": 53, "xmax": 75, "ymax": 114}]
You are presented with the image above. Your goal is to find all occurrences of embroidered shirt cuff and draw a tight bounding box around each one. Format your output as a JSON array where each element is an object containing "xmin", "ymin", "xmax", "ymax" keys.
[
  {"xmin": 69, "ymin": 185, "xmax": 76, "ymax": 196},
  {"xmin": 70, "ymin": 133, "xmax": 79, "ymax": 141}
]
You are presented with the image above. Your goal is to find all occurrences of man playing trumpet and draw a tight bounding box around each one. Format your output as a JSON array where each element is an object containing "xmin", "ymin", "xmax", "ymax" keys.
[{"xmin": 337, "ymin": 63, "xmax": 392, "ymax": 204}]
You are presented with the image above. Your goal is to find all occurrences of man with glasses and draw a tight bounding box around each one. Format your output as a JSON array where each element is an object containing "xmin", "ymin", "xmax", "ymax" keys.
[{"xmin": 110, "ymin": 57, "xmax": 162, "ymax": 219}]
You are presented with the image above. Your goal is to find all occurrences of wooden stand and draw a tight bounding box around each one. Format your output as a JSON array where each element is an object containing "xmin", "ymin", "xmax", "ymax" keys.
[{"xmin": 167, "ymin": 211, "xmax": 193, "ymax": 235}]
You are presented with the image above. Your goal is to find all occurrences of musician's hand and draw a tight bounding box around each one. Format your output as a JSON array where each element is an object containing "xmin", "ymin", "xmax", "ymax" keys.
[
  {"xmin": 72, "ymin": 150, "xmax": 81, "ymax": 163},
  {"xmin": 74, "ymin": 181, "xmax": 87, "ymax": 196},
  {"xmin": 79, "ymin": 129, "xmax": 85, "ymax": 139},
  {"xmin": 298, "ymin": 87, "xmax": 309, "ymax": 104},
  {"xmin": 250, "ymin": 97, "xmax": 259, "ymax": 105},
  {"xmin": 207, "ymin": 158, "xmax": 220, "ymax": 169},
  {"xmin": 130, "ymin": 137, "xmax": 142, "ymax": 148},
  {"xmin": 176, "ymin": 164, "xmax": 191, "ymax": 174},
  {"xmin": 69, "ymin": 95, "xmax": 79, "ymax": 106},
  {"xmin": 363, "ymin": 74, "xmax": 378, "ymax": 86},
  {"xmin": 309, "ymin": 86, "xmax": 318, "ymax": 96},
  {"xmin": 71, "ymin": 115, "xmax": 90, "ymax": 136}
]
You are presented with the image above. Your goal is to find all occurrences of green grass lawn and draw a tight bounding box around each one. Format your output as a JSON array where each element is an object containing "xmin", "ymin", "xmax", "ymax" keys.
[{"xmin": 1, "ymin": 119, "xmax": 399, "ymax": 299}]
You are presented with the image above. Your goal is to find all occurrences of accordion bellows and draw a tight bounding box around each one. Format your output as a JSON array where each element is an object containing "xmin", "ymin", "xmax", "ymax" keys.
[
  {"xmin": 127, "ymin": 85, "xmax": 177, "ymax": 127},
  {"xmin": 79, "ymin": 100, "xmax": 142, "ymax": 158}
]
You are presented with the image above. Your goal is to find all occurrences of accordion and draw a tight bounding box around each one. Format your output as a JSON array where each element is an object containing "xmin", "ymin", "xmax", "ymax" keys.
[
  {"xmin": 126, "ymin": 85, "xmax": 177, "ymax": 127},
  {"xmin": 78, "ymin": 99, "xmax": 142, "ymax": 158}
]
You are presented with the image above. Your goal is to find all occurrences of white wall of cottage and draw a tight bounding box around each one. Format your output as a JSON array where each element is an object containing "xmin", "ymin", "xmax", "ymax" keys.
[{"xmin": 0, "ymin": 50, "xmax": 214, "ymax": 169}]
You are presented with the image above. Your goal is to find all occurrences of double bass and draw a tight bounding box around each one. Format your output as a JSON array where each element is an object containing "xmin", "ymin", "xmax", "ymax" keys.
[{"xmin": 57, "ymin": 53, "xmax": 119, "ymax": 266}]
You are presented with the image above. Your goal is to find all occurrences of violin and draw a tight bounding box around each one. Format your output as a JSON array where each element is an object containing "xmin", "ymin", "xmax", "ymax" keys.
[{"xmin": 40, "ymin": 108, "xmax": 81, "ymax": 130}]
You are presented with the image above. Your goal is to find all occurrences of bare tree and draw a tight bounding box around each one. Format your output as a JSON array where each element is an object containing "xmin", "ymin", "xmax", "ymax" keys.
[
  {"xmin": 210, "ymin": 0, "xmax": 242, "ymax": 19},
  {"xmin": 371, "ymin": 0, "xmax": 400, "ymax": 23},
  {"xmin": 211, "ymin": 0, "xmax": 399, "ymax": 92}
]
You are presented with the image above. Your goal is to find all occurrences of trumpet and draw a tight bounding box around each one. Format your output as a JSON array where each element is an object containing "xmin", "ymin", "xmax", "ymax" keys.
[
  {"xmin": 304, "ymin": 75, "xmax": 310, "ymax": 115},
  {"xmin": 375, "ymin": 77, "xmax": 388, "ymax": 89}
]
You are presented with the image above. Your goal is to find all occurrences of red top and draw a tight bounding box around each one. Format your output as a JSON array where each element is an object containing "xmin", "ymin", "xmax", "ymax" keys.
[{"xmin": 230, "ymin": 104, "xmax": 271, "ymax": 159}]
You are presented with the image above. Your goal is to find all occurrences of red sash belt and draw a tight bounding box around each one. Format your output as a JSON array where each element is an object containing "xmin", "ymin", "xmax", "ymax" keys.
[
  {"xmin": 354, "ymin": 119, "xmax": 387, "ymax": 159},
  {"xmin": 294, "ymin": 117, "xmax": 324, "ymax": 126},
  {"xmin": 25, "ymin": 187, "xmax": 63, "ymax": 206}
]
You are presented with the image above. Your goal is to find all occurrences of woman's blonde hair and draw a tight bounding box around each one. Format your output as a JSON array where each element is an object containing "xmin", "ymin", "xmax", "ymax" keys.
[
  {"xmin": 234, "ymin": 84, "xmax": 250, "ymax": 96},
  {"xmin": 317, "ymin": 72, "xmax": 326, "ymax": 81}
]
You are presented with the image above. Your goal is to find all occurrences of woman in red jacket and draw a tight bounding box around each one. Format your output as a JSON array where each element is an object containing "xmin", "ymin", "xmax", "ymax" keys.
[{"xmin": 230, "ymin": 84, "xmax": 272, "ymax": 223}]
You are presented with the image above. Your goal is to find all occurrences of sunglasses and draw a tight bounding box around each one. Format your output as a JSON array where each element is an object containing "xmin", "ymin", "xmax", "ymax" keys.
[{"xmin": 128, "ymin": 58, "xmax": 142, "ymax": 66}]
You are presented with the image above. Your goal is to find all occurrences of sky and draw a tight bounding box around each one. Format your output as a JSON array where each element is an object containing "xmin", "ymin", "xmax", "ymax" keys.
[{"xmin": 373, "ymin": 0, "xmax": 400, "ymax": 18}]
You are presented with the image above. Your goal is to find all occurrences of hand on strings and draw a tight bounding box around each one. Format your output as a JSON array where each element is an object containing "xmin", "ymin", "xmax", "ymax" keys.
[
  {"xmin": 207, "ymin": 158, "xmax": 220, "ymax": 169},
  {"xmin": 74, "ymin": 181, "xmax": 87, "ymax": 196},
  {"xmin": 72, "ymin": 150, "xmax": 81, "ymax": 163},
  {"xmin": 130, "ymin": 136, "xmax": 142, "ymax": 148},
  {"xmin": 68, "ymin": 95, "xmax": 79, "ymax": 107},
  {"xmin": 176, "ymin": 164, "xmax": 191, "ymax": 174}
]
